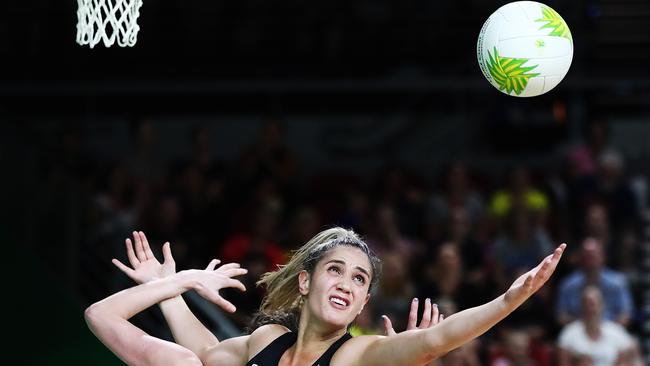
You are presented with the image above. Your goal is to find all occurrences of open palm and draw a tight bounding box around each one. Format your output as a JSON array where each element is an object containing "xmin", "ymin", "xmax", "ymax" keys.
[
  {"xmin": 505, "ymin": 243, "xmax": 566, "ymax": 307},
  {"xmin": 112, "ymin": 231, "xmax": 176, "ymax": 284},
  {"xmin": 190, "ymin": 259, "xmax": 248, "ymax": 313}
]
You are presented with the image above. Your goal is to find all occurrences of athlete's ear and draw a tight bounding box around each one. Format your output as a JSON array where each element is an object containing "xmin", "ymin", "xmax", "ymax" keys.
[
  {"xmin": 358, "ymin": 293, "xmax": 371, "ymax": 314},
  {"xmin": 298, "ymin": 270, "xmax": 310, "ymax": 295}
]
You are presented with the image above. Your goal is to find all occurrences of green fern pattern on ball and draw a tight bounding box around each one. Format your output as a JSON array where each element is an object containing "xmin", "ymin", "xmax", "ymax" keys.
[
  {"xmin": 536, "ymin": 4, "xmax": 572, "ymax": 42},
  {"xmin": 486, "ymin": 47, "xmax": 540, "ymax": 95}
]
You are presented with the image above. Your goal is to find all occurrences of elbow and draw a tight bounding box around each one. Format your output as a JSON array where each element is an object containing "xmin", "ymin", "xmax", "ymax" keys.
[
  {"xmin": 170, "ymin": 349, "xmax": 203, "ymax": 366},
  {"xmin": 423, "ymin": 330, "xmax": 446, "ymax": 359},
  {"xmin": 84, "ymin": 302, "xmax": 109, "ymax": 329},
  {"xmin": 84, "ymin": 304, "xmax": 99, "ymax": 325}
]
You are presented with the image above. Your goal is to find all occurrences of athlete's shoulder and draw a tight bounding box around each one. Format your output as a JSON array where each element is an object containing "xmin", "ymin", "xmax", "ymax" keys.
[
  {"xmin": 250, "ymin": 323, "xmax": 291, "ymax": 338},
  {"xmin": 247, "ymin": 324, "xmax": 292, "ymax": 360},
  {"xmin": 331, "ymin": 334, "xmax": 383, "ymax": 366}
]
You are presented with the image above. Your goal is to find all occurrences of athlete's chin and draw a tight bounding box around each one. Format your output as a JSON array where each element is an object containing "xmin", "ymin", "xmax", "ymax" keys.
[{"xmin": 322, "ymin": 311, "xmax": 354, "ymax": 328}]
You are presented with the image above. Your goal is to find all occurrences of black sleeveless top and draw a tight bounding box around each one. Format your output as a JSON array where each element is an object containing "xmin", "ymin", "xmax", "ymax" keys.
[{"xmin": 246, "ymin": 332, "xmax": 352, "ymax": 366}]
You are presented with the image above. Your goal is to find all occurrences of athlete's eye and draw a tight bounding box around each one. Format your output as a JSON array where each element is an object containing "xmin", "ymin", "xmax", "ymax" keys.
[{"xmin": 328, "ymin": 266, "xmax": 342, "ymax": 275}]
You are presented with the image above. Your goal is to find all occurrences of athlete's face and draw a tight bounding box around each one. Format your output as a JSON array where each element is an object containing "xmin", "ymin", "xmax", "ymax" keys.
[{"xmin": 299, "ymin": 246, "xmax": 372, "ymax": 328}]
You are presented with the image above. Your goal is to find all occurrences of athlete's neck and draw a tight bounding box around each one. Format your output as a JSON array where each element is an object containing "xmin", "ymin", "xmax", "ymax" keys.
[{"xmin": 283, "ymin": 305, "xmax": 347, "ymax": 365}]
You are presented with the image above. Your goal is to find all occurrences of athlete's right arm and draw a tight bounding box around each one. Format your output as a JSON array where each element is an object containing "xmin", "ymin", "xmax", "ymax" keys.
[
  {"xmin": 85, "ymin": 264, "xmax": 246, "ymax": 366},
  {"xmin": 112, "ymin": 231, "xmax": 243, "ymax": 360}
]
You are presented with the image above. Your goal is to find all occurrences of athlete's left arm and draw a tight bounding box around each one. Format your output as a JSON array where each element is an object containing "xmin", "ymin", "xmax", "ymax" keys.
[{"xmin": 349, "ymin": 244, "xmax": 565, "ymax": 366}]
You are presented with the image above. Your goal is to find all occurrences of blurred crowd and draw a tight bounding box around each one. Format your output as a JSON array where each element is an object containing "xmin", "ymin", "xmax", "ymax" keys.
[{"xmin": 34, "ymin": 117, "xmax": 647, "ymax": 365}]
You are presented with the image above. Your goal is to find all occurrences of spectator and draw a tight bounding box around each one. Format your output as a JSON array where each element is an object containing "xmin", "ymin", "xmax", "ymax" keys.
[
  {"xmin": 418, "ymin": 243, "xmax": 490, "ymax": 311},
  {"xmin": 428, "ymin": 161, "xmax": 486, "ymax": 236},
  {"xmin": 490, "ymin": 329, "xmax": 539, "ymax": 366},
  {"xmin": 557, "ymin": 286, "xmax": 640, "ymax": 366},
  {"xmin": 570, "ymin": 150, "xmax": 637, "ymax": 239},
  {"xmin": 444, "ymin": 207, "xmax": 491, "ymax": 286},
  {"xmin": 489, "ymin": 166, "xmax": 549, "ymax": 225},
  {"xmin": 556, "ymin": 238, "xmax": 634, "ymax": 327},
  {"xmin": 493, "ymin": 207, "xmax": 554, "ymax": 290}
]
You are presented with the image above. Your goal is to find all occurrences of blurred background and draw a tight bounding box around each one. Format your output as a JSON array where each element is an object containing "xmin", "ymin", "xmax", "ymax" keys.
[{"xmin": 2, "ymin": 0, "xmax": 650, "ymax": 364}]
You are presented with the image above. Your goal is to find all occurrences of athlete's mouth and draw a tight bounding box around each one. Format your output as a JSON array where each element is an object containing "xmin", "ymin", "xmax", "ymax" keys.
[{"xmin": 329, "ymin": 295, "xmax": 350, "ymax": 308}]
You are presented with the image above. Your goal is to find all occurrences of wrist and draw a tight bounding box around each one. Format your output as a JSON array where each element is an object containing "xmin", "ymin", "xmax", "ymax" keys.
[
  {"xmin": 159, "ymin": 294, "xmax": 184, "ymax": 308},
  {"xmin": 175, "ymin": 269, "xmax": 201, "ymax": 291},
  {"xmin": 501, "ymin": 290, "xmax": 523, "ymax": 311}
]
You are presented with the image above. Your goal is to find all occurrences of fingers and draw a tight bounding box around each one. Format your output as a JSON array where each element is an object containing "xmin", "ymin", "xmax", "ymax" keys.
[
  {"xmin": 226, "ymin": 278, "xmax": 247, "ymax": 292},
  {"xmin": 112, "ymin": 258, "xmax": 135, "ymax": 276},
  {"xmin": 203, "ymin": 291, "xmax": 237, "ymax": 313},
  {"xmin": 217, "ymin": 263, "xmax": 241, "ymax": 271},
  {"xmin": 133, "ymin": 231, "xmax": 147, "ymax": 261},
  {"xmin": 534, "ymin": 255, "xmax": 554, "ymax": 282},
  {"xmin": 216, "ymin": 297, "xmax": 237, "ymax": 313},
  {"xmin": 207, "ymin": 261, "xmax": 247, "ymax": 278},
  {"xmin": 222, "ymin": 268, "xmax": 248, "ymax": 278},
  {"xmin": 523, "ymin": 274, "xmax": 534, "ymax": 289},
  {"xmin": 206, "ymin": 259, "xmax": 219, "ymax": 271},
  {"xmin": 420, "ymin": 298, "xmax": 432, "ymax": 328},
  {"xmin": 430, "ymin": 303, "xmax": 440, "ymax": 327},
  {"xmin": 125, "ymin": 238, "xmax": 139, "ymax": 266},
  {"xmin": 535, "ymin": 255, "xmax": 558, "ymax": 287},
  {"xmin": 439, "ymin": 313, "xmax": 445, "ymax": 322},
  {"xmin": 139, "ymin": 231, "xmax": 155, "ymax": 259},
  {"xmin": 540, "ymin": 257, "xmax": 552, "ymax": 273},
  {"xmin": 547, "ymin": 244, "xmax": 566, "ymax": 271},
  {"xmin": 541, "ymin": 244, "xmax": 565, "ymax": 268},
  {"xmin": 407, "ymin": 298, "xmax": 419, "ymax": 330},
  {"xmin": 382, "ymin": 315, "xmax": 396, "ymax": 336},
  {"xmin": 554, "ymin": 243, "xmax": 566, "ymax": 260},
  {"xmin": 162, "ymin": 242, "xmax": 175, "ymax": 263}
]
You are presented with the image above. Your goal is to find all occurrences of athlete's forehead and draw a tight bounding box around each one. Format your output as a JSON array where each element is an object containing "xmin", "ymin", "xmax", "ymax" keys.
[{"xmin": 319, "ymin": 246, "xmax": 372, "ymax": 274}]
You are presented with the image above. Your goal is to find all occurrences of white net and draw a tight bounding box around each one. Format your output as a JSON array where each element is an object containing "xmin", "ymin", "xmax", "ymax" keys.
[{"xmin": 76, "ymin": 0, "xmax": 144, "ymax": 48}]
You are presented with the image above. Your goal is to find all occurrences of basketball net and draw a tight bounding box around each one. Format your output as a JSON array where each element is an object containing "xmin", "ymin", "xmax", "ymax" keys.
[{"xmin": 76, "ymin": 0, "xmax": 144, "ymax": 48}]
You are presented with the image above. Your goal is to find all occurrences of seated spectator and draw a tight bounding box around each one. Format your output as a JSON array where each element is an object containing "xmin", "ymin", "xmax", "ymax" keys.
[
  {"xmin": 493, "ymin": 207, "xmax": 554, "ymax": 290},
  {"xmin": 556, "ymin": 238, "xmax": 633, "ymax": 327},
  {"xmin": 489, "ymin": 166, "xmax": 549, "ymax": 224},
  {"xmin": 490, "ymin": 328, "xmax": 550, "ymax": 366},
  {"xmin": 557, "ymin": 286, "xmax": 640, "ymax": 366},
  {"xmin": 428, "ymin": 161, "xmax": 486, "ymax": 234},
  {"xmin": 418, "ymin": 243, "xmax": 491, "ymax": 311},
  {"xmin": 444, "ymin": 207, "xmax": 491, "ymax": 286}
]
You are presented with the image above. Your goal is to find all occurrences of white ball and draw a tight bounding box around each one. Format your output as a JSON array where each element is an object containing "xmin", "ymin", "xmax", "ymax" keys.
[{"xmin": 477, "ymin": 1, "xmax": 573, "ymax": 97}]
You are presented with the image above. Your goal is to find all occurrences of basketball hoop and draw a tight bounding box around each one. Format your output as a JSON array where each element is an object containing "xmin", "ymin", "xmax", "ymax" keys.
[{"xmin": 76, "ymin": 0, "xmax": 144, "ymax": 48}]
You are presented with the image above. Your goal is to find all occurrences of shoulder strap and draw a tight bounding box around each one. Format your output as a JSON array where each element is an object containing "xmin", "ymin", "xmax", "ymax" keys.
[
  {"xmin": 247, "ymin": 332, "xmax": 297, "ymax": 366},
  {"xmin": 312, "ymin": 333, "xmax": 353, "ymax": 366}
]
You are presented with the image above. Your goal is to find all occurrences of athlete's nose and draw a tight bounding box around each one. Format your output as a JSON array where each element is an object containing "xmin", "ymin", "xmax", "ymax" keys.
[{"xmin": 337, "ymin": 278, "xmax": 351, "ymax": 294}]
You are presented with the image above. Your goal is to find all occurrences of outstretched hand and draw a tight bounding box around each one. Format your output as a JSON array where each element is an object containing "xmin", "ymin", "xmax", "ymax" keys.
[
  {"xmin": 112, "ymin": 231, "xmax": 176, "ymax": 284},
  {"xmin": 383, "ymin": 298, "xmax": 444, "ymax": 336},
  {"xmin": 190, "ymin": 259, "xmax": 248, "ymax": 313},
  {"xmin": 504, "ymin": 243, "xmax": 566, "ymax": 307}
]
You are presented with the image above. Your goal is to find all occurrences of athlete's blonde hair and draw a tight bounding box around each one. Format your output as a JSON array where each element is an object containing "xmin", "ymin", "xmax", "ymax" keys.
[{"xmin": 249, "ymin": 227, "xmax": 381, "ymax": 332}]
